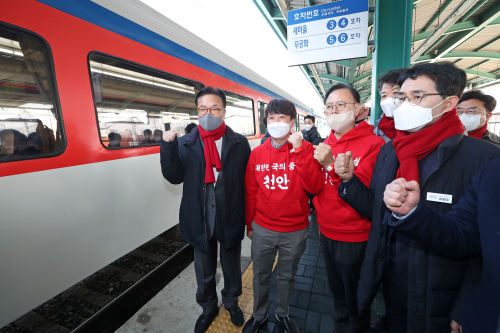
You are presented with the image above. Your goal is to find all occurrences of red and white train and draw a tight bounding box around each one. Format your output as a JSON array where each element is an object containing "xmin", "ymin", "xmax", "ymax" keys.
[{"xmin": 0, "ymin": 0, "xmax": 327, "ymax": 327}]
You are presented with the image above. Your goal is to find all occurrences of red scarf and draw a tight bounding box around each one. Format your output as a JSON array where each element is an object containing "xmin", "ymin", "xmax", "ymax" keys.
[
  {"xmin": 392, "ymin": 109, "xmax": 464, "ymax": 184},
  {"xmin": 468, "ymin": 123, "xmax": 488, "ymax": 139},
  {"xmin": 198, "ymin": 123, "xmax": 226, "ymax": 184},
  {"xmin": 377, "ymin": 115, "xmax": 397, "ymax": 140}
]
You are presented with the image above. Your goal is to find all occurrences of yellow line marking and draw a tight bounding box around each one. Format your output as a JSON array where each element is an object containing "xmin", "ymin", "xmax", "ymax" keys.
[{"xmin": 206, "ymin": 255, "xmax": 279, "ymax": 332}]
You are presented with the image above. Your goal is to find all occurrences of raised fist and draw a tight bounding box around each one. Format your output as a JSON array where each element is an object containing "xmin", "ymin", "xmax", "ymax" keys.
[
  {"xmin": 288, "ymin": 133, "xmax": 303, "ymax": 149},
  {"xmin": 383, "ymin": 178, "xmax": 421, "ymax": 216},
  {"xmin": 163, "ymin": 130, "xmax": 177, "ymax": 142},
  {"xmin": 313, "ymin": 142, "xmax": 334, "ymax": 168},
  {"xmin": 334, "ymin": 151, "xmax": 355, "ymax": 181}
]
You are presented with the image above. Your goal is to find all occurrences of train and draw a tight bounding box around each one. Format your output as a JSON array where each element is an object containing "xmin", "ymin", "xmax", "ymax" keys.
[{"xmin": 0, "ymin": 0, "xmax": 329, "ymax": 327}]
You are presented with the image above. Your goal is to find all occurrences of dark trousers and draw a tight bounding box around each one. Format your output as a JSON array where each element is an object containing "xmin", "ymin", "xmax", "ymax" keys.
[
  {"xmin": 321, "ymin": 234, "xmax": 370, "ymax": 333},
  {"xmin": 194, "ymin": 237, "xmax": 242, "ymax": 314},
  {"xmin": 381, "ymin": 262, "xmax": 408, "ymax": 333}
]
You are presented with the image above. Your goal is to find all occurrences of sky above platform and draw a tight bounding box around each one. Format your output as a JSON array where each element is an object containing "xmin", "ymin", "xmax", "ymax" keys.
[{"xmin": 140, "ymin": 0, "xmax": 327, "ymax": 115}]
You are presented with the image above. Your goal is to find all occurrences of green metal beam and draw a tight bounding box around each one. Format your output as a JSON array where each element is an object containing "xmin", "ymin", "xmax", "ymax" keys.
[
  {"xmin": 348, "ymin": 59, "xmax": 359, "ymax": 85},
  {"xmin": 423, "ymin": 0, "xmax": 454, "ymax": 32},
  {"xmin": 412, "ymin": 18, "xmax": 500, "ymax": 44},
  {"xmin": 462, "ymin": 68, "xmax": 499, "ymax": 80},
  {"xmin": 424, "ymin": 35, "xmax": 447, "ymax": 55},
  {"xmin": 300, "ymin": 65, "xmax": 324, "ymax": 100},
  {"xmin": 313, "ymin": 73, "xmax": 348, "ymax": 84},
  {"xmin": 431, "ymin": 1, "xmax": 500, "ymax": 63},
  {"xmin": 355, "ymin": 79, "xmax": 372, "ymax": 89},
  {"xmin": 354, "ymin": 71, "xmax": 372, "ymax": 83},
  {"xmin": 271, "ymin": 8, "xmax": 284, "ymax": 20},
  {"xmin": 477, "ymin": 35, "xmax": 500, "ymax": 51},
  {"xmin": 468, "ymin": 59, "xmax": 490, "ymax": 69},
  {"xmin": 358, "ymin": 53, "xmax": 373, "ymax": 66},
  {"xmin": 460, "ymin": 0, "xmax": 489, "ymax": 23},
  {"xmin": 253, "ymin": 0, "xmax": 287, "ymax": 46},
  {"xmin": 415, "ymin": 51, "xmax": 500, "ymax": 63},
  {"xmin": 306, "ymin": 0, "xmax": 313, "ymax": 6}
]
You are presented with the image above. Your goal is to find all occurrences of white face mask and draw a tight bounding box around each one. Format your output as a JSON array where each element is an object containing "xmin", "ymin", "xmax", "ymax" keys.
[
  {"xmin": 154, "ymin": 136, "xmax": 162, "ymax": 142},
  {"xmin": 380, "ymin": 98, "xmax": 397, "ymax": 118},
  {"xmin": 267, "ymin": 121, "xmax": 291, "ymax": 139},
  {"xmin": 304, "ymin": 124, "xmax": 313, "ymax": 131},
  {"xmin": 393, "ymin": 99, "xmax": 447, "ymax": 133},
  {"xmin": 459, "ymin": 114, "xmax": 483, "ymax": 132},
  {"xmin": 326, "ymin": 109, "xmax": 355, "ymax": 133}
]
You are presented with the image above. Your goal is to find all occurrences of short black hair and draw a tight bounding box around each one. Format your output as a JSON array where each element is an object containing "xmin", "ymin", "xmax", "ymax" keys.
[
  {"xmin": 143, "ymin": 129, "xmax": 152, "ymax": 135},
  {"xmin": 304, "ymin": 115, "xmax": 315, "ymax": 123},
  {"xmin": 108, "ymin": 132, "xmax": 121, "ymax": 140},
  {"xmin": 154, "ymin": 129, "xmax": 162, "ymax": 135},
  {"xmin": 265, "ymin": 99, "xmax": 297, "ymax": 120},
  {"xmin": 459, "ymin": 90, "xmax": 497, "ymax": 113},
  {"xmin": 399, "ymin": 62, "xmax": 467, "ymax": 99},
  {"xmin": 195, "ymin": 86, "xmax": 227, "ymax": 108},
  {"xmin": 378, "ymin": 68, "xmax": 407, "ymax": 92},
  {"xmin": 324, "ymin": 83, "xmax": 360, "ymax": 104},
  {"xmin": 262, "ymin": 117, "xmax": 267, "ymax": 127},
  {"xmin": 185, "ymin": 123, "xmax": 197, "ymax": 134}
]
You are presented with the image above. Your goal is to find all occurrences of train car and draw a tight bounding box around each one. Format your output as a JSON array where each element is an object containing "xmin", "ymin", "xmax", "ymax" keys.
[{"xmin": 0, "ymin": 0, "xmax": 326, "ymax": 327}]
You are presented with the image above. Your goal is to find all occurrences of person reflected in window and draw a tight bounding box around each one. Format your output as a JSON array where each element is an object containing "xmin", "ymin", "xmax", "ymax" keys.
[
  {"xmin": 153, "ymin": 129, "xmax": 163, "ymax": 143},
  {"xmin": 0, "ymin": 129, "xmax": 28, "ymax": 159},
  {"xmin": 108, "ymin": 132, "xmax": 121, "ymax": 148},
  {"xmin": 24, "ymin": 132, "xmax": 43, "ymax": 156},
  {"xmin": 141, "ymin": 129, "xmax": 154, "ymax": 145},
  {"xmin": 185, "ymin": 122, "xmax": 197, "ymax": 135}
]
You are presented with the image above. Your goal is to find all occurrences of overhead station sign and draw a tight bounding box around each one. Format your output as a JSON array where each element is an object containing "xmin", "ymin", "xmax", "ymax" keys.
[{"xmin": 287, "ymin": 0, "xmax": 369, "ymax": 67}]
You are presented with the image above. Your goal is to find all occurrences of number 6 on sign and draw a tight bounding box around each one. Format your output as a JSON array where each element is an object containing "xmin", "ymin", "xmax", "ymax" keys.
[
  {"xmin": 327, "ymin": 35, "xmax": 336, "ymax": 45},
  {"xmin": 339, "ymin": 33, "xmax": 348, "ymax": 43}
]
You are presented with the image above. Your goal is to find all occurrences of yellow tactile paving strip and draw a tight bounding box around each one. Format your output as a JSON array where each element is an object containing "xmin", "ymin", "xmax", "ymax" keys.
[{"xmin": 206, "ymin": 256, "xmax": 279, "ymax": 332}]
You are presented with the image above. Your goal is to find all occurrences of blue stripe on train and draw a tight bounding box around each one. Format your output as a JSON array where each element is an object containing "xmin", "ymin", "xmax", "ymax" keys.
[{"xmin": 35, "ymin": 0, "xmax": 308, "ymax": 108}]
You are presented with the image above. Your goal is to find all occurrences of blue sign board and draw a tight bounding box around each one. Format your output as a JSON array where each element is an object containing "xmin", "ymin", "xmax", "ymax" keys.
[{"xmin": 287, "ymin": 0, "xmax": 368, "ymax": 66}]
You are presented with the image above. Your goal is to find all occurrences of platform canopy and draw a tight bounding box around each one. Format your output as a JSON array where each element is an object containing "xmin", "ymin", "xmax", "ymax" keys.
[{"xmin": 254, "ymin": 0, "xmax": 500, "ymax": 106}]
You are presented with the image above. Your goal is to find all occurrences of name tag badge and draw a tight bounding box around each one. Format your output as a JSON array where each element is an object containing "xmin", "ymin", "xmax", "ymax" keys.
[{"xmin": 426, "ymin": 192, "xmax": 453, "ymax": 204}]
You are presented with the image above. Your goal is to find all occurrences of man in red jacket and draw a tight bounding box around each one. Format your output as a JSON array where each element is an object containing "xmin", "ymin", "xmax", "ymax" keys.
[
  {"xmin": 242, "ymin": 99, "xmax": 323, "ymax": 333},
  {"xmin": 313, "ymin": 83, "xmax": 385, "ymax": 333}
]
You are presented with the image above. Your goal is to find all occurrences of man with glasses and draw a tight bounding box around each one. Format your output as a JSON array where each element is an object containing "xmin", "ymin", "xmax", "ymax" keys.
[
  {"xmin": 313, "ymin": 83, "xmax": 385, "ymax": 333},
  {"xmin": 160, "ymin": 86, "xmax": 251, "ymax": 333},
  {"xmin": 335, "ymin": 62, "xmax": 500, "ymax": 333},
  {"xmin": 457, "ymin": 90, "xmax": 500, "ymax": 146}
]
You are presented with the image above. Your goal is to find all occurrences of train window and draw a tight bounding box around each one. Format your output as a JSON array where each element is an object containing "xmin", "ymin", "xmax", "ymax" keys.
[
  {"xmin": 258, "ymin": 101, "xmax": 267, "ymax": 135},
  {"xmin": 0, "ymin": 24, "xmax": 64, "ymax": 162},
  {"xmin": 88, "ymin": 53, "xmax": 203, "ymax": 149},
  {"xmin": 223, "ymin": 91, "xmax": 255, "ymax": 136}
]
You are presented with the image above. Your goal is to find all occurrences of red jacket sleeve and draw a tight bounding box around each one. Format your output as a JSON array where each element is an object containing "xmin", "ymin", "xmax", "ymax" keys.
[
  {"xmin": 245, "ymin": 151, "xmax": 259, "ymax": 231},
  {"xmin": 353, "ymin": 138, "xmax": 384, "ymax": 187},
  {"xmin": 293, "ymin": 141, "xmax": 324, "ymax": 195}
]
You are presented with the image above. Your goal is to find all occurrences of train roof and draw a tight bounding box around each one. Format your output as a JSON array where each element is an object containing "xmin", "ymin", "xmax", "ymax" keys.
[{"xmin": 36, "ymin": 0, "xmax": 320, "ymax": 116}]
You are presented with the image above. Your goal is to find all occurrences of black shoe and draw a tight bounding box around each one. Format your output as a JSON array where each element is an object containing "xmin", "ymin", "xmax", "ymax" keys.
[
  {"xmin": 242, "ymin": 314, "xmax": 268, "ymax": 333},
  {"xmin": 228, "ymin": 306, "xmax": 244, "ymax": 326},
  {"xmin": 194, "ymin": 308, "xmax": 219, "ymax": 333},
  {"xmin": 275, "ymin": 314, "xmax": 300, "ymax": 333}
]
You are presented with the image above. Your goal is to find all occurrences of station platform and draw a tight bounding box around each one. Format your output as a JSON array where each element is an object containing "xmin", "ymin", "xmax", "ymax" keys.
[{"xmin": 115, "ymin": 214, "xmax": 384, "ymax": 333}]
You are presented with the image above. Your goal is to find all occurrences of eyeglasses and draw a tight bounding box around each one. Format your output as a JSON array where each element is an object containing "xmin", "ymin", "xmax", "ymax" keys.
[
  {"xmin": 392, "ymin": 93, "xmax": 447, "ymax": 107},
  {"xmin": 456, "ymin": 107, "xmax": 487, "ymax": 116},
  {"xmin": 324, "ymin": 102, "xmax": 357, "ymax": 114},
  {"xmin": 197, "ymin": 107, "xmax": 223, "ymax": 116}
]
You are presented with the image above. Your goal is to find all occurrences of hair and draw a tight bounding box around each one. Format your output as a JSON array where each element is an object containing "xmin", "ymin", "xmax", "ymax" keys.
[
  {"xmin": 304, "ymin": 115, "xmax": 315, "ymax": 123},
  {"xmin": 459, "ymin": 90, "xmax": 497, "ymax": 113},
  {"xmin": 265, "ymin": 99, "xmax": 297, "ymax": 120},
  {"xmin": 143, "ymin": 129, "xmax": 152, "ymax": 135},
  {"xmin": 378, "ymin": 68, "xmax": 407, "ymax": 92},
  {"xmin": 185, "ymin": 123, "xmax": 197, "ymax": 134},
  {"xmin": 398, "ymin": 62, "xmax": 467, "ymax": 99},
  {"xmin": 262, "ymin": 117, "xmax": 267, "ymax": 128},
  {"xmin": 324, "ymin": 83, "xmax": 361, "ymax": 104},
  {"xmin": 153, "ymin": 129, "xmax": 162, "ymax": 135},
  {"xmin": 195, "ymin": 86, "xmax": 227, "ymax": 108},
  {"xmin": 108, "ymin": 132, "xmax": 121, "ymax": 141}
]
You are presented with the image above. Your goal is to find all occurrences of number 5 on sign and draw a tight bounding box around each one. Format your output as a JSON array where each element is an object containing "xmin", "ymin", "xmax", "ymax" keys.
[{"xmin": 327, "ymin": 35, "xmax": 336, "ymax": 45}]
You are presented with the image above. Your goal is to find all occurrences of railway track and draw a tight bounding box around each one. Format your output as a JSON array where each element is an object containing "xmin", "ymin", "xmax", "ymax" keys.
[{"xmin": 1, "ymin": 228, "xmax": 194, "ymax": 333}]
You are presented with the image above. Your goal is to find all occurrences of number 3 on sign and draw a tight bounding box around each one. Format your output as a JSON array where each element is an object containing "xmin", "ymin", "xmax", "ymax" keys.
[
  {"xmin": 327, "ymin": 20, "xmax": 336, "ymax": 30},
  {"xmin": 339, "ymin": 33, "xmax": 348, "ymax": 43},
  {"xmin": 327, "ymin": 35, "xmax": 336, "ymax": 45}
]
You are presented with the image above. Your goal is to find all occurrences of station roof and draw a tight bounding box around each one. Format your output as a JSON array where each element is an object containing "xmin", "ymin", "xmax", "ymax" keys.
[{"xmin": 254, "ymin": 0, "xmax": 500, "ymax": 103}]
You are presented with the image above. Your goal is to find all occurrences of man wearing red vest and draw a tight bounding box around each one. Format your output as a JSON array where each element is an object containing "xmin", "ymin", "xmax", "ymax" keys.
[
  {"xmin": 457, "ymin": 90, "xmax": 500, "ymax": 146},
  {"xmin": 242, "ymin": 99, "xmax": 323, "ymax": 333},
  {"xmin": 335, "ymin": 62, "xmax": 500, "ymax": 333},
  {"xmin": 313, "ymin": 83, "xmax": 385, "ymax": 333}
]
